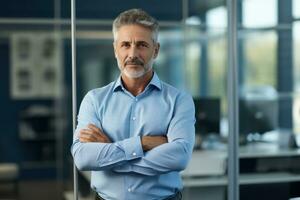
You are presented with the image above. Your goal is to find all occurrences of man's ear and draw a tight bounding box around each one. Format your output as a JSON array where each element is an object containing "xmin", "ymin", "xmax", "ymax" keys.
[{"xmin": 153, "ymin": 42, "xmax": 160, "ymax": 59}]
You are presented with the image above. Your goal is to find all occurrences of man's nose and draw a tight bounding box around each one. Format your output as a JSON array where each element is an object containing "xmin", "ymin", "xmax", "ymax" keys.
[{"xmin": 128, "ymin": 46, "xmax": 138, "ymax": 59}]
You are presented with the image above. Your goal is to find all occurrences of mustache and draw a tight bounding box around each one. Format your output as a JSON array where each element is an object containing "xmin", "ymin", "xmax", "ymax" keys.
[{"xmin": 125, "ymin": 58, "xmax": 144, "ymax": 66}]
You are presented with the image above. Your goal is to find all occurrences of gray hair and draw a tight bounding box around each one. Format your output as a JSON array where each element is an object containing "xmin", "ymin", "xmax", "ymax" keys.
[{"xmin": 112, "ymin": 8, "xmax": 159, "ymax": 43}]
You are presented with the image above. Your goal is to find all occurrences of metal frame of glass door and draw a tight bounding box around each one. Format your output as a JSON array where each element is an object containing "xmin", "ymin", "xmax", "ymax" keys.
[
  {"xmin": 71, "ymin": 0, "xmax": 78, "ymax": 199},
  {"xmin": 227, "ymin": 0, "xmax": 240, "ymax": 199}
]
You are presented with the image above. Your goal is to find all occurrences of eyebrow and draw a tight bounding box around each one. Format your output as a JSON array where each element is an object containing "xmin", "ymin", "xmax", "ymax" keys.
[
  {"xmin": 119, "ymin": 40, "xmax": 151, "ymax": 45},
  {"xmin": 120, "ymin": 41, "xmax": 130, "ymax": 45}
]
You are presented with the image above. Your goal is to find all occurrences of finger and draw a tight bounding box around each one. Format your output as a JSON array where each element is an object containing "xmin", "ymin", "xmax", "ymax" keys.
[
  {"xmin": 79, "ymin": 136, "xmax": 93, "ymax": 142},
  {"xmin": 82, "ymin": 129, "xmax": 109, "ymax": 142},
  {"xmin": 88, "ymin": 124, "xmax": 102, "ymax": 133},
  {"xmin": 79, "ymin": 135, "xmax": 95, "ymax": 142},
  {"xmin": 79, "ymin": 137, "xmax": 89, "ymax": 142},
  {"xmin": 99, "ymin": 133, "xmax": 110, "ymax": 142},
  {"xmin": 80, "ymin": 129, "xmax": 103, "ymax": 139},
  {"xmin": 80, "ymin": 132, "xmax": 98, "ymax": 142},
  {"xmin": 87, "ymin": 125, "xmax": 111, "ymax": 142},
  {"xmin": 82, "ymin": 125, "xmax": 111, "ymax": 143},
  {"xmin": 153, "ymin": 136, "xmax": 167, "ymax": 145},
  {"xmin": 80, "ymin": 128, "xmax": 93, "ymax": 134},
  {"xmin": 80, "ymin": 130, "xmax": 110, "ymax": 143},
  {"xmin": 79, "ymin": 136, "xmax": 100, "ymax": 143},
  {"xmin": 80, "ymin": 129, "xmax": 97, "ymax": 138},
  {"xmin": 161, "ymin": 136, "xmax": 168, "ymax": 142},
  {"xmin": 157, "ymin": 135, "xmax": 168, "ymax": 142},
  {"xmin": 81, "ymin": 132, "xmax": 106, "ymax": 142}
]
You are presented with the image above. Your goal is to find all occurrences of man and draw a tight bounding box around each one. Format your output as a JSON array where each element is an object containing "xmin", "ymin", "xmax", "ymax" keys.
[{"xmin": 72, "ymin": 8, "xmax": 195, "ymax": 200}]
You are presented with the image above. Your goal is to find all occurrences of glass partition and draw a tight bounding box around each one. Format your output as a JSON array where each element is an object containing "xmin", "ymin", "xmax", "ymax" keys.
[
  {"xmin": 294, "ymin": 22, "xmax": 300, "ymax": 92},
  {"xmin": 293, "ymin": 0, "xmax": 300, "ymax": 18},
  {"xmin": 239, "ymin": 0, "xmax": 300, "ymax": 199},
  {"xmin": 0, "ymin": 0, "xmax": 71, "ymax": 199}
]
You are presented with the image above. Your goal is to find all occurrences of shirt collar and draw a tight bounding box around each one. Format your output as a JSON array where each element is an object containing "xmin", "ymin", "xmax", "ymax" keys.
[
  {"xmin": 113, "ymin": 72, "xmax": 162, "ymax": 92},
  {"xmin": 113, "ymin": 76, "xmax": 124, "ymax": 92}
]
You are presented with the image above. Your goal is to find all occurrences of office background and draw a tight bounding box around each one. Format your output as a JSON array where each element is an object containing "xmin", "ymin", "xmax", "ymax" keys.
[{"xmin": 0, "ymin": 0, "xmax": 300, "ymax": 199}]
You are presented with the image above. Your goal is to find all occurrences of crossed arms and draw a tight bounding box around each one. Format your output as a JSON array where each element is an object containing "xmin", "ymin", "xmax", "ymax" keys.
[
  {"xmin": 80, "ymin": 124, "xmax": 167, "ymax": 152},
  {"xmin": 71, "ymin": 91, "xmax": 195, "ymax": 176}
]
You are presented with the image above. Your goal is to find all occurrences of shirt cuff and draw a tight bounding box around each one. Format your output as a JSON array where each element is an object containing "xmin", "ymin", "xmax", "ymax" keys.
[{"xmin": 118, "ymin": 136, "xmax": 144, "ymax": 161}]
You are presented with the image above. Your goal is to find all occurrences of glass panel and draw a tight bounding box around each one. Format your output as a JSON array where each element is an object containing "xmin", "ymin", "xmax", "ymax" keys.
[
  {"xmin": 294, "ymin": 22, "xmax": 300, "ymax": 92},
  {"xmin": 239, "ymin": 1, "xmax": 300, "ymax": 199},
  {"xmin": 207, "ymin": 6, "xmax": 227, "ymax": 28},
  {"xmin": 183, "ymin": 1, "xmax": 228, "ymax": 200},
  {"xmin": 183, "ymin": 26, "xmax": 228, "ymax": 200},
  {"xmin": 293, "ymin": 22, "xmax": 300, "ymax": 153},
  {"xmin": 242, "ymin": 31, "xmax": 277, "ymax": 88},
  {"xmin": 0, "ymin": 0, "xmax": 70, "ymax": 199},
  {"xmin": 242, "ymin": 0, "xmax": 277, "ymax": 28},
  {"xmin": 294, "ymin": 94, "xmax": 300, "ymax": 145},
  {"xmin": 293, "ymin": 0, "xmax": 300, "ymax": 18},
  {"xmin": 156, "ymin": 27, "xmax": 185, "ymax": 88}
]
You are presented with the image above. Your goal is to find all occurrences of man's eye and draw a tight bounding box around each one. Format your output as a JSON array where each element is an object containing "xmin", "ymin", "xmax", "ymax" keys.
[
  {"xmin": 121, "ymin": 43, "xmax": 130, "ymax": 47},
  {"xmin": 139, "ymin": 43, "xmax": 148, "ymax": 48}
]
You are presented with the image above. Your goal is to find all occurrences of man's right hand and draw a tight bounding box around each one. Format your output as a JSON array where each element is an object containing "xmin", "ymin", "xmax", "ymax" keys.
[
  {"xmin": 79, "ymin": 124, "xmax": 111, "ymax": 143},
  {"xmin": 141, "ymin": 135, "xmax": 168, "ymax": 152}
]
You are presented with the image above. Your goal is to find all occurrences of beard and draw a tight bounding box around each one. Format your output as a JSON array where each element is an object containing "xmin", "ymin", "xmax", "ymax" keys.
[{"xmin": 117, "ymin": 57, "xmax": 154, "ymax": 79}]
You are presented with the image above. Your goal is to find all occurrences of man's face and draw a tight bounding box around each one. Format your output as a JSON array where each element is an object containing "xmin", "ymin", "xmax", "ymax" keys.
[{"xmin": 113, "ymin": 25, "xmax": 160, "ymax": 79}]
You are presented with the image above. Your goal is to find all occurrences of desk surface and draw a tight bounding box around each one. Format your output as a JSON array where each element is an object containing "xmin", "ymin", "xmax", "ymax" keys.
[
  {"xmin": 183, "ymin": 172, "xmax": 300, "ymax": 187},
  {"xmin": 239, "ymin": 142, "xmax": 300, "ymax": 158},
  {"xmin": 195, "ymin": 142, "xmax": 300, "ymax": 158}
]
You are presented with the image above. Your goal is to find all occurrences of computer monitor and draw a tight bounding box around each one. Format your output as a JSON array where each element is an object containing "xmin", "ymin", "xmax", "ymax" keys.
[
  {"xmin": 193, "ymin": 97, "xmax": 221, "ymax": 137},
  {"xmin": 239, "ymin": 98, "xmax": 278, "ymax": 142}
]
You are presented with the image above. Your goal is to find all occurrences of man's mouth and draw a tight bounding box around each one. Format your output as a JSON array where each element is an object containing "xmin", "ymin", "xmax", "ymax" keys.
[{"xmin": 125, "ymin": 59, "xmax": 144, "ymax": 66}]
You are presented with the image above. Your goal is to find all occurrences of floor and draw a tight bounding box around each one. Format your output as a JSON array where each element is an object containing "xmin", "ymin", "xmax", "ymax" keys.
[{"xmin": 0, "ymin": 180, "xmax": 65, "ymax": 200}]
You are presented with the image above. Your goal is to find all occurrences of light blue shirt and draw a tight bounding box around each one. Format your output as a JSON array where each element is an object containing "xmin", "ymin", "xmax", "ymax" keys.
[{"xmin": 72, "ymin": 72, "xmax": 195, "ymax": 200}]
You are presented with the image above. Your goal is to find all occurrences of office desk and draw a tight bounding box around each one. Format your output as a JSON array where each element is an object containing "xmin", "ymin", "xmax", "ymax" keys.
[
  {"xmin": 182, "ymin": 142, "xmax": 300, "ymax": 200},
  {"xmin": 183, "ymin": 142, "xmax": 300, "ymax": 183}
]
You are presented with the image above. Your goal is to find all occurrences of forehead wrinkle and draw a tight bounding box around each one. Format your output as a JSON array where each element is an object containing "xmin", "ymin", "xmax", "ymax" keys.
[
  {"xmin": 114, "ymin": 25, "xmax": 154, "ymax": 43},
  {"xmin": 120, "ymin": 40, "xmax": 150, "ymax": 44}
]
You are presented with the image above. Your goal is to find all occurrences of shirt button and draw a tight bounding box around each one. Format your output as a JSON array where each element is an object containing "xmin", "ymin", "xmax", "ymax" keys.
[
  {"xmin": 135, "ymin": 98, "xmax": 138, "ymax": 101},
  {"xmin": 132, "ymin": 152, "xmax": 136, "ymax": 156},
  {"xmin": 128, "ymin": 188, "xmax": 132, "ymax": 192},
  {"xmin": 132, "ymin": 117, "xmax": 136, "ymax": 121}
]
